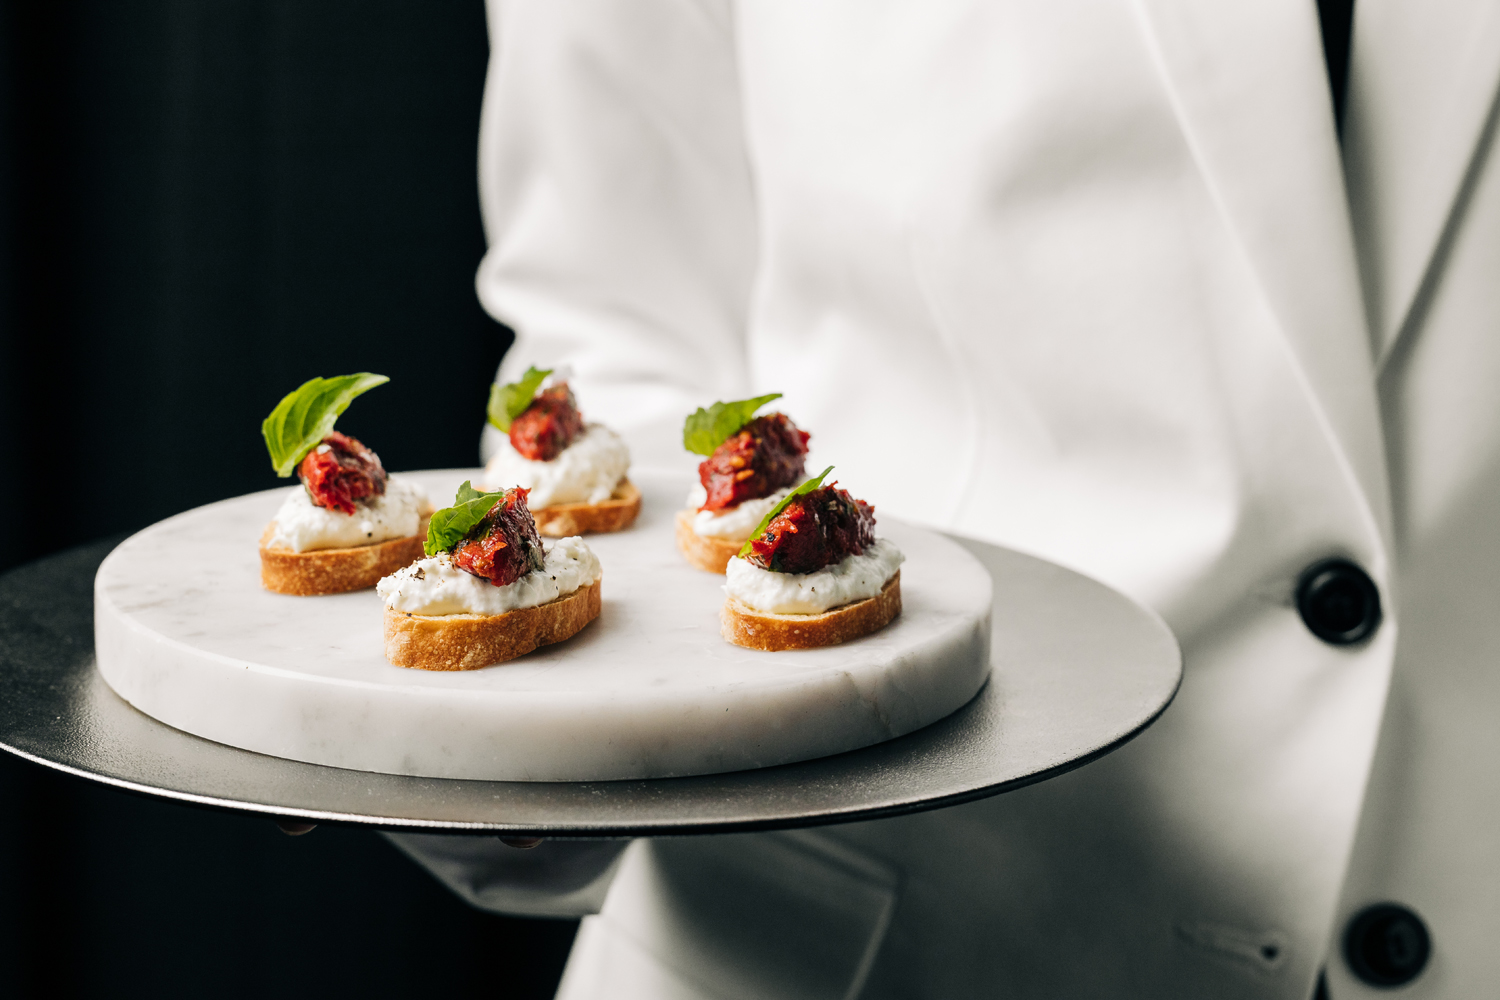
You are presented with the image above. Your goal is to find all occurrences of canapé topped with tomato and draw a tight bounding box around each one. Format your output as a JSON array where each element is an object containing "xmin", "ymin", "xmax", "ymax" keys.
[
  {"xmin": 482, "ymin": 368, "xmax": 632, "ymax": 519},
  {"xmin": 259, "ymin": 373, "xmax": 429, "ymax": 555}
]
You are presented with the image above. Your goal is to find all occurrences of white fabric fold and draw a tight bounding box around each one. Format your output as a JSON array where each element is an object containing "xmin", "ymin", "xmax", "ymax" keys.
[{"xmin": 383, "ymin": 833, "xmax": 627, "ymax": 919}]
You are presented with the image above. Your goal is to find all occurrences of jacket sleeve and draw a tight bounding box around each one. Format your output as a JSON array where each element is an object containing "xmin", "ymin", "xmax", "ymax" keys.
[
  {"xmin": 384, "ymin": 833, "xmax": 629, "ymax": 918},
  {"xmin": 477, "ymin": 0, "xmax": 759, "ymax": 466}
]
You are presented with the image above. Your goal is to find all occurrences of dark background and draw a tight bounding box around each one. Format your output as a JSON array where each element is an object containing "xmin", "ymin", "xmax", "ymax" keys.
[{"xmin": 0, "ymin": 2, "xmax": 579, "ymax": 997}]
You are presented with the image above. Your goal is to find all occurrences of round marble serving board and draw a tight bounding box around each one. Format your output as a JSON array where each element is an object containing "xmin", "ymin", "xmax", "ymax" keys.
[
  {"xmin": 2, "ymin": 530, "xmax": 1179, "ymax": 835},
  {"xmin": 94, "ymin": 469, "xmax": 993, "ymax": 782}
]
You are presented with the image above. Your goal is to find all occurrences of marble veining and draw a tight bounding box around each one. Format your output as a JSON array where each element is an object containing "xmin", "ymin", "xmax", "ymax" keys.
[{"xmin": 93, "ymin": 469, "xmax": 992, "ymax": 781}]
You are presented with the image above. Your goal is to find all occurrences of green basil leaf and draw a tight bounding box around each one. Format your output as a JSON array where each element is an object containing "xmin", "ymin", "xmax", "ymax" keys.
[
  {"xmin": 424, "ymin": 481, "xmax": 507, "ymax": 556},
  {"xmin": 682, "ymin": 393, "xmax": 783, "ymax": 456},
  {"xmin": 261, "ymin": 373, "xmax": 389, "ymax": 477},
  {"xmin": 737, "ymin": 466, "xmax": 834, "ymax": 559},
  {"xmin": 487, "ymin": 366, "xmax": 553, "ymax": 433}
]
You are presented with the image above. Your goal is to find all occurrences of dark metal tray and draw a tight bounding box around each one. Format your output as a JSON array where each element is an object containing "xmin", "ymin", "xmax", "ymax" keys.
[{"xmin": 0, "ymin": 536, "xmax": 1179, "ymax": 836}]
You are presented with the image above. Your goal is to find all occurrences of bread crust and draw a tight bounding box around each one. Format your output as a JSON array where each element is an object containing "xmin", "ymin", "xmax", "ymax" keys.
[
  {"xmin": 532, "ymin": 479, "xmax": 641, "ymax": 537},
  {"xmin": 720, "ymin": 571, "xmax": 901, "ymax": 651},
  {"xmin": 675, "ymin": 508, "xmax": 746, "ymax": 574},
  {"xmin": 383, "ymin": 577, "xmax": 603, "ymax": 670},
  {"xmin": 259, "ymin": 516, "xmax": 430, "ymax": 596}
]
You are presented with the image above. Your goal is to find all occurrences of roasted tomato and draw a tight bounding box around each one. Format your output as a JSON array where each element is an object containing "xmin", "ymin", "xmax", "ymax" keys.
[
  {"xmin": 452, "ymin": 487, "xmax": 547, "ymax": 587},
  {"xmin": 744, "ymin": 484, "xmax": 875, "ymax": 575},
  {"xmin": 510, "ymin": 384, "xmax": 585, "ymax": 462},
  {"xmin": 698, "ymin": 413, "xmax": 810, "ymax": 511},
  {"xmin": 297, "ymin": 431, "xmax": 388, "ymax": 515}
]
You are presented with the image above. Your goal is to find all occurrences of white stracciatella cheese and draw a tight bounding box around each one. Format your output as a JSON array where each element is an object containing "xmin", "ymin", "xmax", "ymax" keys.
[
  {"xmin": 378, "ymin": 536, "xmax": 602, "ymax": 616},
  {"xmin": 482, "ymin": 424, "xmax": 629, "ymax": 508},
  {"xmin": 268, "ymin": 475, "xmax": 428, "ymax": 553},
  {"xmin": 684, "ymin": 480, "xmax": 805, "ymax": 540},
  {"xmin": 724, "ymin": 539, "xmax": 905, "ymax": 615}
]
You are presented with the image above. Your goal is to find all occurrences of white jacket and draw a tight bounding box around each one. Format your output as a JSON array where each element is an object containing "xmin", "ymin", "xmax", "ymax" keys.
[{"xmin": 399, "ymin": 1, "xmax": 1500, "ymax": 996}]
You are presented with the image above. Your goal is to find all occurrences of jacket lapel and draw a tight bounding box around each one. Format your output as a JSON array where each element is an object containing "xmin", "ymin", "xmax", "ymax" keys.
[
  {"xmin": 1342, "ymin": 0, "xmax": 1500, "ymax": 366},
  {"xmin": 1132, "ymin": 0, "xmax": 1393, "ymax": 549}
]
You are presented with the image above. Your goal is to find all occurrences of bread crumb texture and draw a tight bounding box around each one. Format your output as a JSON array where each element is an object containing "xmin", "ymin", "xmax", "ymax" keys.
[
  {"xmin": 259, "ymin": 518, "xmax": 429, "ymax": 596},
  {"xmin": 675, "ymin": 508, "xmax": 744, "ymax": 574},
  {"xmin": 721, "ymin": 572, "xmax": 901, "ymax": 651},
  {"xmin": 532, "ymin": 479, "xmax": 642, "ymax": 537},
  {"xmin": 383, "ymin": 577, "xmax": 603, "ymax": 670}
]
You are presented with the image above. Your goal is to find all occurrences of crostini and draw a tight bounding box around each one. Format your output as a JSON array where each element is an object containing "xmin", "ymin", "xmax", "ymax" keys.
[
  {"xmin": 481, "ymin": 367, "xmax": 639, "ymax": 536},
  {"xmin": 720, "ymin": 468, "xmax": 904, "ymax": 651},
  {"xmin": 378, "ymin": 482, "xmax": 602, "ymax": 670},
  {"xmin": 258, "ymin": 373, "xmax": 432, "ymax": 595},
  {"xmin": 676, "ymin": 393, "xmax": 812, "ymax": 574}
]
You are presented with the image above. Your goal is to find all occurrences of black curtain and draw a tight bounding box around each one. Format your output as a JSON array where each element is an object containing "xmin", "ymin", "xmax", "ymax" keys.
[
  {"xmin": 0, "ymin": 0, "xmax": 513, "ymax": 570},
  {"xmin": 0, "ymin": 3, "xmax": 575, "ymax": 997}
]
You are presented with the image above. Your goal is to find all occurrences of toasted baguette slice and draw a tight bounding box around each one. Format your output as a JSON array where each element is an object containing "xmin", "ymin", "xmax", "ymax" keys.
[
  {"xmin": 383, "ymin": 578, "xmax": 603, "ymax": 670},
  {"xmin": 721, "ymin": 571, "xmax": 901, "ymax": 651},
  {"xmin": 532, "ymin": 479, "xmax": 641, "ymax": 537},
  {"xmin": 260, "ymin": 514, "xmax": 431, "ymax": 596},
  {"xmin": 675, "ymin": 509, "xmax": 746, "ymax": 574}
]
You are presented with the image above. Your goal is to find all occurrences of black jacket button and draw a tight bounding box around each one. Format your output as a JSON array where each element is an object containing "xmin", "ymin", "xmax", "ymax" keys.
[
  {"xmin": 1297, "ymin": 558, "xmax": 1381, "ymax": 645},
  {"xmin": 1344, "ymin": 903, "xmax": 1430, "ymax": 987}
]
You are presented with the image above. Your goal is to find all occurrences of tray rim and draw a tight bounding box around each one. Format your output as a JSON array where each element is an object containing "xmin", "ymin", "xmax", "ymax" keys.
[{"xmin": 0, "ymin": 672, "xmax": 1176, "ymax": 837}]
